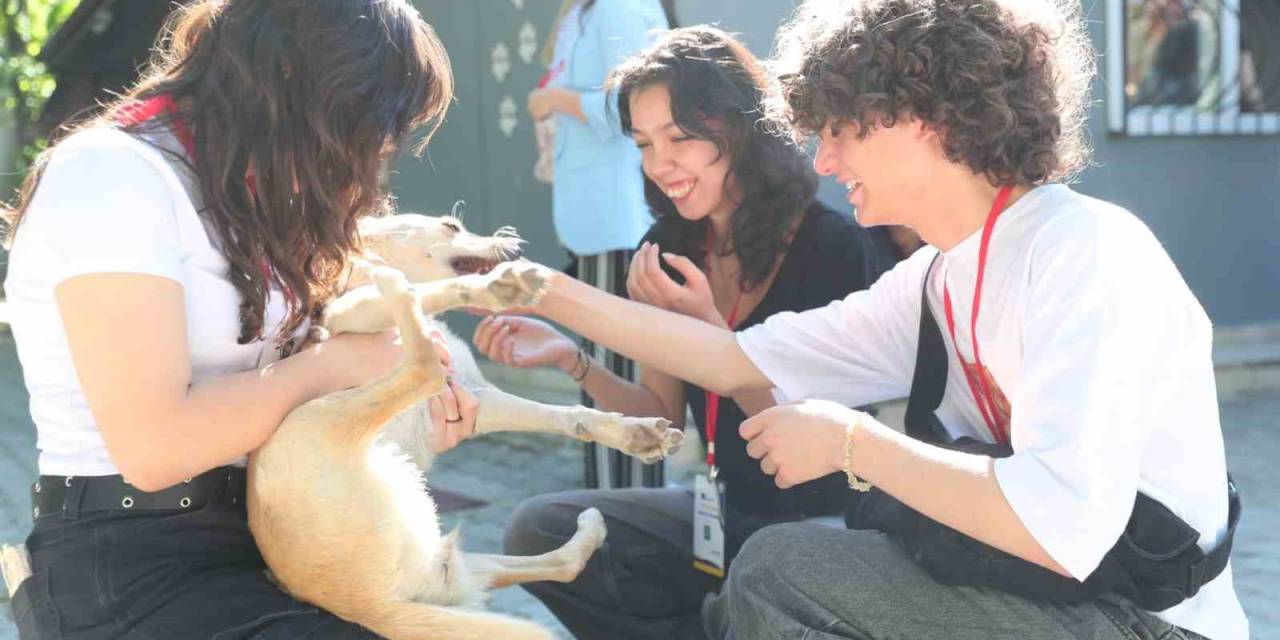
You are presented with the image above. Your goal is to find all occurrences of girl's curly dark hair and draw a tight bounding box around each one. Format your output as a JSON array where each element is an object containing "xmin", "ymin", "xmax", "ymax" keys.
[
  {"xmin": 611, "ymin": 26, "xmax": 818, "ymax": 292},
  {"xmin": 4, "ymin": 0, "xmax": 453, "ymax": 347},
  {"xmin": 765, "ymin": 0, "xmax": 1094, "ymax": 185}
]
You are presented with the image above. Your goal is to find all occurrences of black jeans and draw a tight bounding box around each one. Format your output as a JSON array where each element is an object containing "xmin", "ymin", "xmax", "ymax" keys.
[{"xmin": 14, "ymin": 495, "xmax": 381, "ymax": 639}]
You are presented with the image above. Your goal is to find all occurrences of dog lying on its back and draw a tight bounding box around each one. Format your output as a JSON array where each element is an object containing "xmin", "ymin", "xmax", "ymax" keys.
[{"xmin": 246, "ymin": 214, "xmax": 683, "ymax": 640}]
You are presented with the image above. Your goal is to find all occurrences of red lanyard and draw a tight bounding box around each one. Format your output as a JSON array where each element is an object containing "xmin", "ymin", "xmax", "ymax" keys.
[
  {"xmin": 118, "ymin": 94, "xmax": 196, "ymax": 156},
  {"xmin": 117, "ymin": 95, "xmax": 287, "ymax": 301},
  {"xmin": 119, "ymin": 95, "xmax": 258, "ymax": 199},
  {"xmin": 702, "ymin": 232, "xmax": 743, "ymax": 474},
  {"xmin": 942, "ymin": 184, "xmax": 1014, "ymax": 445}
]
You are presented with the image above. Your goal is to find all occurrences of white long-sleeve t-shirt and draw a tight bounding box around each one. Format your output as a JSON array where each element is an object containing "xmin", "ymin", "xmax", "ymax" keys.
[{"xmin": 737, "ymin": 184, "xmax": 1248, "ymax": 640}]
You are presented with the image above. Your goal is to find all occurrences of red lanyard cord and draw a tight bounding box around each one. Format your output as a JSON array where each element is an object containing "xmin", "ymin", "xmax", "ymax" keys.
[
  {"xmin": 702, "ymin": 231, "xmax": 744, "ymax": 472},
  {"xmin": 118, "ymin": 94, "xmax": 197, "ymax": 158},
  {"xmin": 942, "ymin": 184, "xmax": 1014, "ymax": 445},
  {"xmin": 117, "ymin": 95, "xmax": 290, "ymax": 303}
]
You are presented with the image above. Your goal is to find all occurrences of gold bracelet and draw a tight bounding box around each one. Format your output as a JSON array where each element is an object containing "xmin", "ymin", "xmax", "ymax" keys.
[{"xmin": 843, "ymin": 422, "xmax": 873, "ymax": 492}]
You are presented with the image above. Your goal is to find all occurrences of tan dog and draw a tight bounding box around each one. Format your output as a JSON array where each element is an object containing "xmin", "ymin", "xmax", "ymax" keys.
[{"xmin": 247, "ymin": 215, "xmax": 683, "ymax": 640}]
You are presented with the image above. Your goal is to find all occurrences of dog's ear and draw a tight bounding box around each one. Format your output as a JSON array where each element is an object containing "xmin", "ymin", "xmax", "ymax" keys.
[
  {"xmin": 361, "ymin": 225, "xmax": 417, "ymax": 245},
  {"xmin": 358, "ymin": 216, "xmax": 417, "ymax": 243}
]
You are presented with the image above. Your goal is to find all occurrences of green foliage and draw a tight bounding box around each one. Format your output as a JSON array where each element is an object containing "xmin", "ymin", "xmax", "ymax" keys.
[{"xmin": 1, "ymin": 0, "xmax": 79, "ymax": 180}]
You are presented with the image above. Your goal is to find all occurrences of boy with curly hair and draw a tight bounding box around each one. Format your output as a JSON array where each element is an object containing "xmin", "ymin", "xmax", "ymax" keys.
[
  {"xmin": 695, "ymin": 0, "xmax": 1249, "ymax": 638},
  {"xmin": 522, "ymin": 0, "xmax": 1249, "ymax": 638}
]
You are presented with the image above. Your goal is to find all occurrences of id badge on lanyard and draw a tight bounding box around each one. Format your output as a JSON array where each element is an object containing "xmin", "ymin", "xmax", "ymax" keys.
[
  {"xmin": 693, "ymin": 470, "xmax": 727, "ymax": 578},
  {"xmin": 693, "ymin": 366, "xmax": 731, "ymax": 579},
  {"xmin": 692, "ymin": 234, "xmax": 742, "ymax": 579}
]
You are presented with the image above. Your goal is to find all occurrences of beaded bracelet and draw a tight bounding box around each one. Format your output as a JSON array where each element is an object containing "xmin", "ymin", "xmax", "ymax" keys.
[{"xmin": 844, "ymin": 423, "xmax": 873, "ymax": 492}]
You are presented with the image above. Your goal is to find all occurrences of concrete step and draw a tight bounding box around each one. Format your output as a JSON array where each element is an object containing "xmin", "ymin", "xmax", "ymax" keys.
[{"xmin": 1213, "ymin": 321, "xmax": 1280, "ymax": 399}]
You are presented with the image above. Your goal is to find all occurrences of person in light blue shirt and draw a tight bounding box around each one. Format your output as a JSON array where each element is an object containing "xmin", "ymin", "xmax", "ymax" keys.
[
  {"xmin": 528, "ymin": 0, "xmax": 678, "ymax": 488},
  {"xmin": 529, "ymin": 0, "xmax": 676, "ymax": 265}
]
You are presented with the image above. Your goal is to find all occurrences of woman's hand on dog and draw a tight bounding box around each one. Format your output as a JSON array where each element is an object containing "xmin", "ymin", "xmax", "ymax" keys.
[
  {"xmin": 473, "ymin": 316, "xmax": 578, "ymax": 373},
  {"xmin": 427, "ymin": 380, "xmax": 478, "ymax": 453},
  {"xmin": 312, "ymin": 329, "xmax": 476, "ymax": 452},
  {"xmin": 627, "ymin": 242, "xmax": 723, "ymax": 327}
]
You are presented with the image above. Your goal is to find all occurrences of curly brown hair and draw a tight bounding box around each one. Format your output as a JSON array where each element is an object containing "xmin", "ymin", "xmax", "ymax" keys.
[
  {"xmin": 3, "ymin": 0, "xmax": 453, "ymax": 347},
  {"xmin": 765, "ymin": 0, "xmax": 1094, "ymax": 185}
]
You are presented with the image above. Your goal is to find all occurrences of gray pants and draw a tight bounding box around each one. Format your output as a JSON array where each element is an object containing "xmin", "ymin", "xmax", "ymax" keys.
[
  {"xmin": 505, "ymin": 488, "xmax": 718, "ymax": 640},
  {"xmin": 704, "ymin": 523, "xmax": 1205, "ymax": 640},
  {"xmin": 507, "ymin": 491, "xmax": 1203, "ymax": 640}
]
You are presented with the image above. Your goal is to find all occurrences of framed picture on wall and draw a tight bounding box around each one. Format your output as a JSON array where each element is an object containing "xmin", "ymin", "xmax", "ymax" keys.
[{"xmin": 1106, "ymin": 0, "xmax": 1280, "ymax": 136}]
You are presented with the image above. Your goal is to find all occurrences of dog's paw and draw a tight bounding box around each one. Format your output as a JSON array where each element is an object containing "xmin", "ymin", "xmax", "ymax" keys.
[
  {"xmin": 482, "ymin": 262, "xmax": 547, "ymax": 309},
  {"xmin": 619, "ymin": 417, "xmax": 683, "ymax": 464},
  {"xmin": 307, "ymin": 325, "xmax": 332, "ymax": 344},
  {"xmin": 575, "ymin": 507, "xmax": 607, "ymax": 550}
]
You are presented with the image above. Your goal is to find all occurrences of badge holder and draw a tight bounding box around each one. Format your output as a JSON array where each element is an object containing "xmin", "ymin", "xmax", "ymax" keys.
[
  {"xmin": 693, "ymin": 247, "xmax": 740, "ymax": 579},
  {"xmin": 693, "ymin": 458, "xmax": 727, "ymax": 578}
]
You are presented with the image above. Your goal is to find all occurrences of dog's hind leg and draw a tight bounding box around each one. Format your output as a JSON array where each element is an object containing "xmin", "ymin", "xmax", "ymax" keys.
[
  {"xmin": 465, "ymin": 508, "xmax": 607, "ymax": 590},
  {"xmin": 471, "ymin": 387, "xmax": 684, "ymax": 463},
  {"xmin": 309, "ymin": 268, "xmax": 449, "ymax": 449}
]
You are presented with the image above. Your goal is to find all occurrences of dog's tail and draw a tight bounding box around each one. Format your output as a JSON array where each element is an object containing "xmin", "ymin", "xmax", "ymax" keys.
[{"xmin": 353, "ymin": 601, "xmax": 554, "ymax": 640}]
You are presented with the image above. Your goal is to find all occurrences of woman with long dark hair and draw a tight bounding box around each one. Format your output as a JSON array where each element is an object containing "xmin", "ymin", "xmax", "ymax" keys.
[
  {"xmin": 479, "ymin": 26, "xmax": 895, "ymax": 640},
  {"xmin": 2, "ymin": 1, "xmax": 468, "ymax": 637}
]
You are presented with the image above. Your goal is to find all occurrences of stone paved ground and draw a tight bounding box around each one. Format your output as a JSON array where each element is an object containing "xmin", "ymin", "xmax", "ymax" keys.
[{"xmin": 0, "ymin": 327, "xmax": 1275, "ymax": 639}]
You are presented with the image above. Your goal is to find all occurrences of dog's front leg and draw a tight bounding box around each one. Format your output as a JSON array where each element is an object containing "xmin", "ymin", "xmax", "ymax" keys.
[
  {"xmin": 471, "ymin": 388, "xmax": 682, "ymax": 464},
  {"xmin": 319, "ymin": 262, "xmax": 548, "ymax": 338}
]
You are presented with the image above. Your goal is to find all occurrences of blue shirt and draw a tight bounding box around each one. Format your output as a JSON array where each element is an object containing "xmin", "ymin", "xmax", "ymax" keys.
[{"xmin": 551, "ymin": 0, "xmax": 667, "ymax": 255}]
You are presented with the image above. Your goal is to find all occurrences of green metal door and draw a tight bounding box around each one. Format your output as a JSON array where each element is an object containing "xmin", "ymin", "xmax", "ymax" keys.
[{"xmin": 394, "ymin": 1, "xmax": 562, "ymax": 269}]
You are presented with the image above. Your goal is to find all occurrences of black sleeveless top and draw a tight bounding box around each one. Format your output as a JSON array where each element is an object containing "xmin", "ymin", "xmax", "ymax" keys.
[{"xmin": 640, "ymin": 202, "xmax": 897, "ymax": 559}]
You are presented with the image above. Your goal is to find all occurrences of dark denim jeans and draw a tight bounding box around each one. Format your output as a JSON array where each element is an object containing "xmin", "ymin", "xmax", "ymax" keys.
[
  {"xmin": 702, "ymin": 524, "xmax": 1209, "ymax": 640},
  {"xmin": 14, "ymin": 497, "xmax": 381, "ymax": 639},
  {"xmin": 504, "ymin": 490, "xmax": 1208, "ymax": 640}
]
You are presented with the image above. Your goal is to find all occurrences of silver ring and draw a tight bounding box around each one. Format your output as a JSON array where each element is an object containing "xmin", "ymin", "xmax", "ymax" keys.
[
  {"xmin": 121, "ymin": 496, "xmax": 134, "ymax": 509},
  {"xmin": 179, "ymin": 497, "xmax": 192, "ymax": 508}
]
